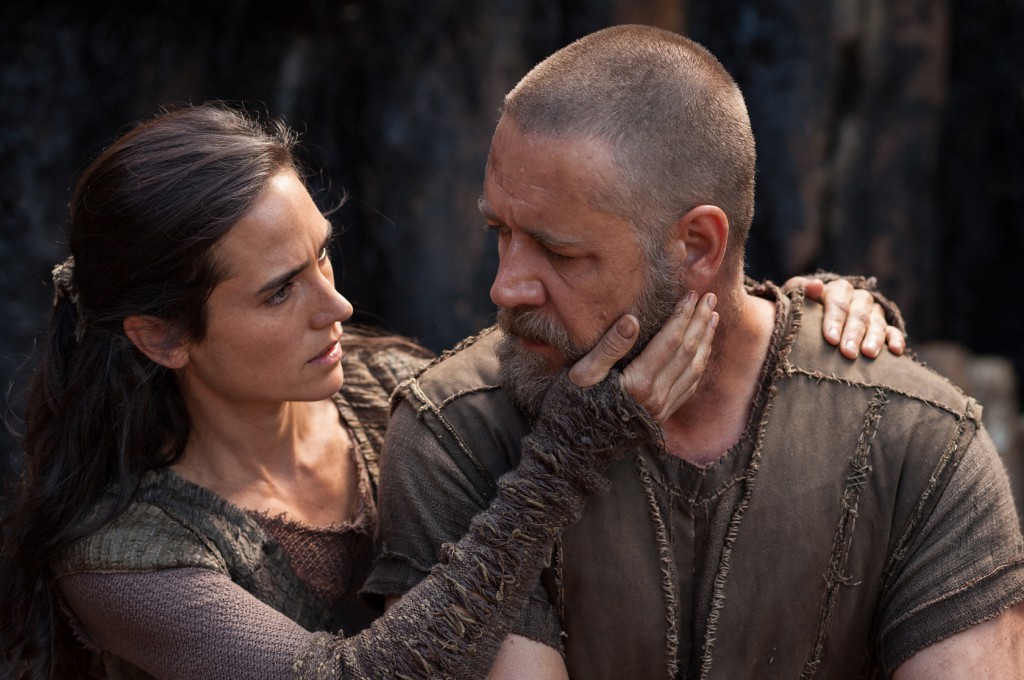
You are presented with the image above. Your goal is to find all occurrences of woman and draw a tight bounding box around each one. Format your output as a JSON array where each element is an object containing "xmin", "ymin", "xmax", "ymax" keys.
[{"xmin": 0, "ymin": 103, "xmax": 894, "ymax": 679}]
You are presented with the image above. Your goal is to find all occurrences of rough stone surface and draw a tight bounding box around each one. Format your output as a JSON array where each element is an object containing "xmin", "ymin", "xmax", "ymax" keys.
[{"xmin": 2, "ymin": 1, "xmax": 1022, "ymax": 497}]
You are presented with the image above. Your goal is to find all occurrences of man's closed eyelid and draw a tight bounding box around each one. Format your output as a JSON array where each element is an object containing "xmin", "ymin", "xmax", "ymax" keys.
[{"xmin": 546, "ymin": 247, "xmax": 573, "ymax": 262}]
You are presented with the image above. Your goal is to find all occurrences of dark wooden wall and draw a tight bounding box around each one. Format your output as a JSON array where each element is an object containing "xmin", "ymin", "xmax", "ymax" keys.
[{"xmin": 2, "ymin": 0, "xmax": 1022, "ymax": 487}]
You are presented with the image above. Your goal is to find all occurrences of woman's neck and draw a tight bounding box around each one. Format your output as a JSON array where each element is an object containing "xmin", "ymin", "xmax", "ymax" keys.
[{"xmin": 173, "ymin": 396, "xmax": 359, "ymax": 527}]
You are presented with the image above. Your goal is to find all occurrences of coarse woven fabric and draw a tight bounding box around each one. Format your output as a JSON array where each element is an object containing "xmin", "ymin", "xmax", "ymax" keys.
[
  {"xmin": 295, "ymin": 370, "xmax": 660, "ymax": 679},
  {"xmin": 59, "ymin": 568, "xmax": 313, "ymax": 680},
  {"xmin": 51, "ymin": 339, "xmax": 427, "ymax": 678},
  {"xmin": 366, "ymin": 282, "xmax": 1024, "ymax": 679},
  {"xmin": 53, "ymin": 336, "xmax": 659, "ymax": 679},
  {"xmin": 251, "ymin": 507, "xmax": 378, "ymax": 633},
  {"xmin": 57, "ymin": 372, "xmax": 657, "ymax": 680},
  {"xmin": 253, "ymin": 507, "xmax": 370, "ymax": 601}
]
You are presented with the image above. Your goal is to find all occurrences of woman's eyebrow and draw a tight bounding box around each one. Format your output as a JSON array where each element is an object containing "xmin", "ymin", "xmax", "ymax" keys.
[{"xmin": 256, "ymin": 220, "xmax": 334, "ymax": 296}]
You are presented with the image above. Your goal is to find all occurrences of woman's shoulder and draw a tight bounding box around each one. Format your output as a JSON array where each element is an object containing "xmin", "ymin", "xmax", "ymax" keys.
[
  {"xmin": 340, "ymin": 326, "xmax": 434, "ymax": 398},
  {"xmin": 51, "ymin": 469, "xmax": 253, "ymax": 579}
]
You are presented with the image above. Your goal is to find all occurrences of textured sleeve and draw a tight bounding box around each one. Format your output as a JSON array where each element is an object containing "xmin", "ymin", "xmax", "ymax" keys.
[
  {"xmin": 364, "ymin": 399, "xmax": 561, "ymax": 647},
  {"xmin": 365, "ymin": 398, "xmax": 493, "ymax": 593},
  {"xmin": 58, "ymin": 568, "xmax": 310, "ymax": 680},
  {"xmin": 297, "ymin": 372, "xmax": 659, "ymax": 678},
  {"xmin": 52, "ymin": 496, "xmax": 226, "ymax": 578},
  {"xmin": 61, "ymin": 374, "xmax": 657, "ymax": 680},
  {"xmin": 878, "ymin": 427, "xmax": 1024, "ymax": 673}
]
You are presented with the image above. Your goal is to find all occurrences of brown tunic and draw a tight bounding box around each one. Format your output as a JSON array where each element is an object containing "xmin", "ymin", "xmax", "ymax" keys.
[
  {"xmin": 50, "ymin": 334, "xmax": 661, "ymax": 680},
  {"xmin": 367, "ymin": 284, "xmax": 1024, "ymax": 679},
  {"xmin": 51, "ymin": 339, "xmax": 429, "ymax": 677}
]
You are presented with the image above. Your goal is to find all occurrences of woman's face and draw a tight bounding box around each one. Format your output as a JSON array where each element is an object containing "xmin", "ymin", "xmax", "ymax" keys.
[{"xmin": 177, "ymin": 169, "xmax": 353, "ymax": 410}]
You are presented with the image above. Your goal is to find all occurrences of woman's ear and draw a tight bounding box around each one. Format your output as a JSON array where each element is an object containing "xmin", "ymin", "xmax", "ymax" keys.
[
  {"xmin": 123, "ymin": 316, "xmax": 189, "ymax": 369},
  {"xmin": 666, "ymin": 205, "xmax": 729, "ymax": 288}
]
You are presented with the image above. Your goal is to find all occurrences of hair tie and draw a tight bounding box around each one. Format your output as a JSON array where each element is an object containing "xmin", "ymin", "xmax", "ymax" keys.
[{"xmin": 51, "ymin": 256, "xmax": 85, "ymax": 341}]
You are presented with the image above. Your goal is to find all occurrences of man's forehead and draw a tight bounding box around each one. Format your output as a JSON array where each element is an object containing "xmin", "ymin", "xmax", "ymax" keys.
[
  {"xmin": 490, "ymin": 131, "xmax": 630, "ymax": 212},
  {"xmin": 478, "ymin": 194, "xmax": 588, "ymax": 250}
]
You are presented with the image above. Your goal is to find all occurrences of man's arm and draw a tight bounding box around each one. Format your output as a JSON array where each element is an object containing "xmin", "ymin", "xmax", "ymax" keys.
[
  {"xmin": 381, "ymin": 598, "xmax": 569, "ymax": 680},
  {"xmin": 383, "ymin": 602, "xmax": 569, "ymax": 680},
  {"xmin": 379, "ymin": 299, "xmax": 719, "ymax": 679},
  {"xmin": 487, "ymin": 635, "xmax": 568, "ymax": 680},
  {"xmin": 383, "ymin": 603, "xmax": 569, "ymax": 680},
  {"xmin": 894, "ymin": 603, "xmax": 1024, "ymax": 678},
  {"xmin": 880, "ymin": 427, "xmax": 1024, "ymax": 675}
]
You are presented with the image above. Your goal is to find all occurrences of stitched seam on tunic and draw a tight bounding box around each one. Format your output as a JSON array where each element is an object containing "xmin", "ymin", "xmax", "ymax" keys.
[
  {"xmin": 698, "ymin": 283, "xmax": 799, "ymax": 679},
  {"xmin": 405, "ymin": 327, "xmax": 496, "ymax": 379},
  {"xmin": 698, "ymin": 383, "xmax": 774, "ymax": 680},
  {"xmin": 639, "ymin": 461, "xmax": 748, "ymax": 512},
  {"xmin": 880, "ymin": 399, "xmax": 979, "ymax": 587},
  {"xmin": 878, "ymin": 560, "xmax": 1024, "ymax": 676},
  {"xmin": 784, "ymin": 366, "xmax": 972, "ymax": 421},
  {"xmin": 800, "ymin": 389, "xmax": 887, "ymax": 678},
  {"xmin": 883, "ymin": 558, "xmax": 1024, "ymax": 637},
  {"xmin": 436, "ymin": 384, "xmax": 503, "ymax": 409},
  {"xmin": 403, "ymin": 380, "xmax": 497, "ymax": 495},
  {"xmin": 553, "ymin": 539, "xmax": 566, "ymax": 640},
  {"xmin": 636, "ymin": 454, "xmax": 680, "ymax": 680},
  {"xmin": 689, "ymin": 473, "xmax": 749, "ymax": 511}
]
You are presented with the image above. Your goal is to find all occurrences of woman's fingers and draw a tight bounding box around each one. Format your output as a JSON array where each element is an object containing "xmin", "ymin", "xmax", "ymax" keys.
[
  {"xmin": 568, "ymin": 291, "xmax": 718, "ymax": 423},
  {"xmin": 568, "ymin": 315, "xmax": 640, "ymax": 387},
  {"xmin": 783, "ymin": 275, "xmax": 824, "ymax": 301},
  {"xmin": 799, "ymin": 277, "xmax": 906, "ymax": 358},
  {"xmin": 620, "ymin": 292, "xmax": 718, "ymax": 423},
  {"xmin": 886, "ymin": 325, "xmax": 907, "ymax": 355}
]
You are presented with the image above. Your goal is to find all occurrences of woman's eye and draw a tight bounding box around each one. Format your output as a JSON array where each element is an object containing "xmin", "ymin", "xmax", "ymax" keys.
[{"xmin": 268, "ymin": 282, "xmax": 293, "ymax": 305}]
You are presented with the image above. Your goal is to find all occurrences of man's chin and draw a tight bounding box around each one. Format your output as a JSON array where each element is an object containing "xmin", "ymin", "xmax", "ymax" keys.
[{"xmin": 496, "ymin": 333, "xmax": 565, "ymax": 417}]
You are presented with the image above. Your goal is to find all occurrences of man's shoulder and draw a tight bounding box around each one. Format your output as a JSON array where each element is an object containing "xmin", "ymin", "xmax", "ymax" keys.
[
  {"xmin": 777, "ymin": 294, "xmax": 983, "ymax": 533},
  {"xmin": 340, "ymin": 332, "xmax": 433, "ymax": 397},
  {"xmin": 387, "ymin": 327, "xmax": 530, "ymax": 481},
  {"xmin": 787, "ymin": 296, "xmax": 971, "ymax": 415},
  {"xmin": 399, "ymin": 326, "xmax": 507, "ymax": 408}
]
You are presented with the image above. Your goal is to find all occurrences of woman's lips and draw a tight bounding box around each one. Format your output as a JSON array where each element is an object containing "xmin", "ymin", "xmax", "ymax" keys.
[{"xmin": 308, "ymin": 341, "xmax": 342, "ymax": 365}]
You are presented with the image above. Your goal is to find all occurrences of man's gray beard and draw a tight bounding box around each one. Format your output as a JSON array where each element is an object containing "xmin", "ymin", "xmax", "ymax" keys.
[{"xmin": 497, "ymin": 256, "xmax": 683, "ymax": 417}]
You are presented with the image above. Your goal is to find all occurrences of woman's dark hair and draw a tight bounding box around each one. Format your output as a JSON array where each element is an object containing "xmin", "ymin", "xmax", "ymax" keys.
[{"xmin": 0, "ymin": 103, "xmax": 299, "ymax": 678}]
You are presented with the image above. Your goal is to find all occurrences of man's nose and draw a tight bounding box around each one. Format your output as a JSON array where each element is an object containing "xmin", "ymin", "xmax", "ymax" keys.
[{"xmin": 489, "ymin": 238, "xmax": 546, "ymax": 309}]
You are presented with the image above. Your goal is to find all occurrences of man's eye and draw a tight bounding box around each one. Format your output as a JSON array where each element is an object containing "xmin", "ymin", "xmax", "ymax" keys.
[
  {"xmin": 318, "ymin": 246, "xmax": 329, "ymax": 262},
  {"xmin": 545, "ymin": 247, "xmax": 573, "ymax": 263}
]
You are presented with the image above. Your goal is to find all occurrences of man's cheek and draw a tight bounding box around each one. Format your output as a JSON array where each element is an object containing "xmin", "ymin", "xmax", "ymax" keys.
[{"xmin": 563, "ymin": 323, "xmax": 611, "ymax": 365}]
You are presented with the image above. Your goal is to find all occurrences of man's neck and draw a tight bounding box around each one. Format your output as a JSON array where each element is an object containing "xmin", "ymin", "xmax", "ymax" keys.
[{"xmin": 661, "ymin": 286, "xmax": 777, "ymax": 466}]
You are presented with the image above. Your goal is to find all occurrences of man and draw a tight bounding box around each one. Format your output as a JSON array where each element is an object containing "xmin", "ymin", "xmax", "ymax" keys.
[{"xmin": 364, "ymin": 25, "xmax": 1024, "ymax": 678}]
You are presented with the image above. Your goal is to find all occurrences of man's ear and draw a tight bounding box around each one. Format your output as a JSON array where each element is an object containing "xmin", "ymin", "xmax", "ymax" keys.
[
  {"xmin": 665, "ymin": 205, "xmax": 729, "ymax": 288},
  {"xmin": 123, "ymin": 316, "xmax": 189, "ymax": 369}
]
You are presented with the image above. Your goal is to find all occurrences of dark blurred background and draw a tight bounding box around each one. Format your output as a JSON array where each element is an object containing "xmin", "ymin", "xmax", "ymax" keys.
[{"xmin": 2, "ymin": 0, "xmax": 1023, "ymax": 503}]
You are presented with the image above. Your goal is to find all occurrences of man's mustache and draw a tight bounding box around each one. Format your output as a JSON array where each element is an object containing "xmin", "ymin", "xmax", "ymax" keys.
[{"xmin": 496, "ymin": 307, "xmax": 587, "ymax": 361}]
